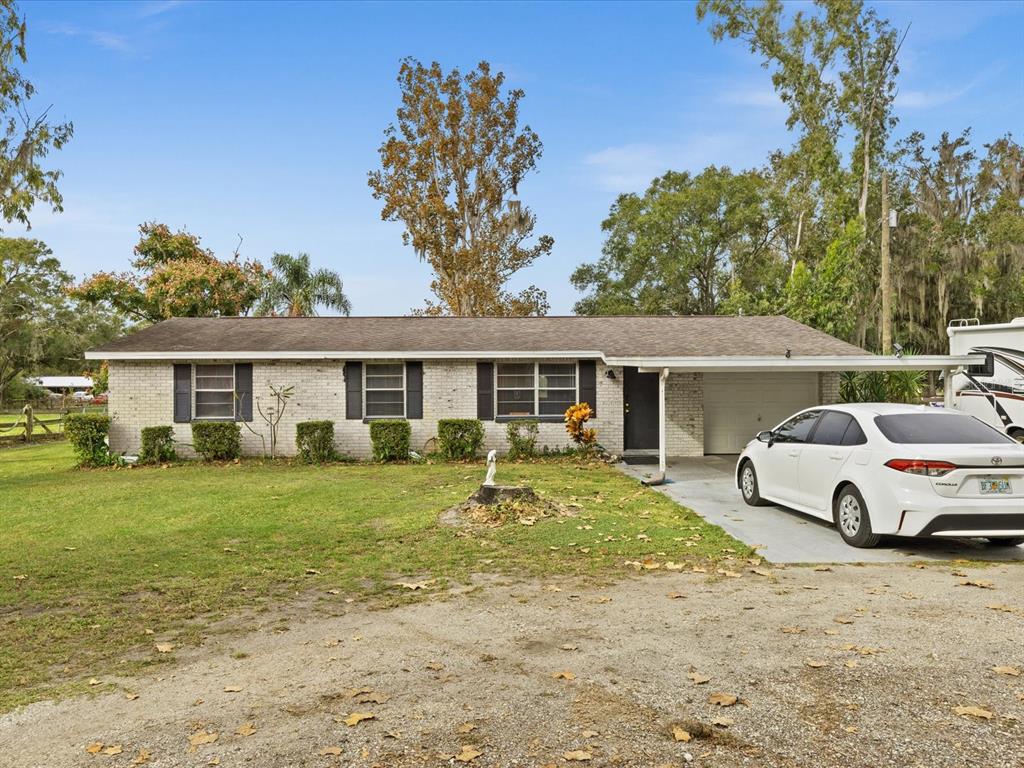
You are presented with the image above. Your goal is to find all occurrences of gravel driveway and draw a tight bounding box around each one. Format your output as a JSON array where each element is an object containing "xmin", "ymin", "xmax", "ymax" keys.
[{"xmin": 2, "ymin": 564, "xmax": 1022, "ymax": 768}]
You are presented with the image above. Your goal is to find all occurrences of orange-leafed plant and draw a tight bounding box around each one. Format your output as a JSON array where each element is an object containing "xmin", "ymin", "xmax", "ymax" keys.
[{"xmin": 564, "ymin": 402, "xmax": 597, "ymax": 452}]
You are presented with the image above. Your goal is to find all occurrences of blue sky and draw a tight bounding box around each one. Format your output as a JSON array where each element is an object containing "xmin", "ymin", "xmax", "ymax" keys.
[{"xmin": 14, "ymin": 0, "xmax": 1024, "ymax": 315}]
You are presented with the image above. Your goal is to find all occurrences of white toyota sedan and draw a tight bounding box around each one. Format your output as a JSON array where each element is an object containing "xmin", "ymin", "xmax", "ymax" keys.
[{"xmin": 736, "ymin": 403, "xmax": 1024, "ymax": 548}]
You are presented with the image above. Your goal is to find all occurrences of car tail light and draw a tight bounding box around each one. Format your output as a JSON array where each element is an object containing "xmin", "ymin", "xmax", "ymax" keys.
[{"xmin": 884, "ymin": 459, "xmax": 958, "ymax": 477}]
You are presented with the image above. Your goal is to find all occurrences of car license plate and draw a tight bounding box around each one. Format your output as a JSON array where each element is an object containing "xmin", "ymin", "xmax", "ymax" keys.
[{"xmin": 979, "ymin": 477, "xmax": 1012, "ymax": 495}]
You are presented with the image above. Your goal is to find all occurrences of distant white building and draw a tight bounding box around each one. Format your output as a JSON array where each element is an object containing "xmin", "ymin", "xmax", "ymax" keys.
[{"xmin": 28, "ymin": 376, "xmax": 93, "ymax": 393}]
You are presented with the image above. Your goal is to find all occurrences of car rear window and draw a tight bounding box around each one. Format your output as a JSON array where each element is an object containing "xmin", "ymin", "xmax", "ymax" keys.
[{"xmin": 873, "ymin": 413, "xmax": 1015, "ymax": 444}]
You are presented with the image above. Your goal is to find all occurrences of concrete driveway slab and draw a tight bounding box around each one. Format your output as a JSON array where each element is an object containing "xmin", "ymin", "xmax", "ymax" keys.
[{"xmin": 620, "ymin": 456, "xmax": 1024, "ymax": 564}]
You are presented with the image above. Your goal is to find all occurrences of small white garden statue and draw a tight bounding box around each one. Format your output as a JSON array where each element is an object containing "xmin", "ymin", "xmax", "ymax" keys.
[{"xmin": 483, "ymin": 449, "xmax": 497, "ymax": 486}]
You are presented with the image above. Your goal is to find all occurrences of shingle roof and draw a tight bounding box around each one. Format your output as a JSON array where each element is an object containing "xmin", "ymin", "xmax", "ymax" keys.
[{"xmin": 89, "ymin": 316, "xmax": 868, "ymax": 358}]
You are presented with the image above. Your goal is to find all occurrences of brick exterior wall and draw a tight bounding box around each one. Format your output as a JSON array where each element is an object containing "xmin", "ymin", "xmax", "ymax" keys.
[
  {"xmin": 108, "ymin": 361, "xmax": 836, "ymax": 460},
  {"xmin": 665, "ymin": 372, "xmax": 704, "ymax": 457},
  {"xmin": 108, "ymin": 359, "xmax": 629, "ymax": 459},
  {"xmin": 818, "ymin": 372, "xmax": 842, "ymax": 404}
]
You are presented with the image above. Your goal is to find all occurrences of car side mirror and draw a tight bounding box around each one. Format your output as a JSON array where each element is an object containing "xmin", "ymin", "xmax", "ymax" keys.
[{"xmin": 756, "ymin": 430, "xmax": 774, "ymax": 445}]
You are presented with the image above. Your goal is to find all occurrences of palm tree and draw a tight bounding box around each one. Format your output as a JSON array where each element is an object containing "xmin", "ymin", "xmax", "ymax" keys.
[{"xmin": 256, "ymin": 253, "xmax": 351, "ymax": 317}]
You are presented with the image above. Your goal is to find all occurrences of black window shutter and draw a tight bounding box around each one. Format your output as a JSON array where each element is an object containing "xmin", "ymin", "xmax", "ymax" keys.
[
  {"xmin": 579, "ymin": 360, "xmax": 597, "ymax": 417},
  {"xmin": 406, "ymin": 361, "xmax": 423, "ymax": 419},
  {"xmin": 234, "ymin": 363, "xmax": 253, "ymax": 422},
  {"xmin": 173, "ymin": 364, "xmax": 191, "ymax": 423},
  {"xmin": 476, "ymin": 362, "xmax": 494, "ymax": 420},
  {"xmin": 345, "ymin": 361, "xmax": 363, "ymax": 419}
]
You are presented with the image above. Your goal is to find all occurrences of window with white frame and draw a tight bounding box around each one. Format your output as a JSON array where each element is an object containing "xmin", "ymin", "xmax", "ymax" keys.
[
  {"xmin": 194, "ymin": 364, "xmax": 235, "ymax": 420},
  {"xmin": 365, "ymin": 363, "xmax": 405, "ymax": 417},
  {"xmin": 496, "ymin": 362, "xmax": 577, "ymax": 417}
]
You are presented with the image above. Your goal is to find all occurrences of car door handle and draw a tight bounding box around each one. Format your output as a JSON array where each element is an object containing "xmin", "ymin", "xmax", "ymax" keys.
[
  {"xmin": 787, "ymin": 449, "xmax": 800, "ymax": 457},
  {"xmin": 829, "ymin": 452, "xmax": 844, "ymax": 460}
]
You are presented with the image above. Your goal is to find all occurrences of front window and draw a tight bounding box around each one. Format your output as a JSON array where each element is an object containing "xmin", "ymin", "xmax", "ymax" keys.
[
  {"xmin": 496, "ymin": 362, "xmax": 578, "ymax": 417},
  {"xmin": 773, "ymin": 410, "xmax": 821, "ymax": 444},
  {"xmin": 365, "ymin": 363, "xmax": 405, "ymax": 418},
  {"xmin": 194, "ymin": 364, "xmax": 235, "ymax": 420}
]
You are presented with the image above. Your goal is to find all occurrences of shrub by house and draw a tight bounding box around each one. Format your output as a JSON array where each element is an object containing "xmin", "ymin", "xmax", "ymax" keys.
[
  {"xmin": 295, "ymin": 420, "xmax": 336, "ymax": 463},
  {"xmin": 64, "ymin": 413, "xmax": 112, "ymax": 467},
  {"xmin": 369, "ymin": 419, "xmax": 410, "ymax": 461},
  {"xmin": 437, "ymin": 418, "xmax": 484, "ymax": 460},
  {"xmin": 191, "ymin": 421, "xmax": 241, "ymax": 461}
]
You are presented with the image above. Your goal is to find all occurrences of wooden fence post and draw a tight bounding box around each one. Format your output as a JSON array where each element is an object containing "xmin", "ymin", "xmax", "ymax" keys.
[{"xmin": 23, "ymin": 403, "xmax": 33, "ymax": 443}]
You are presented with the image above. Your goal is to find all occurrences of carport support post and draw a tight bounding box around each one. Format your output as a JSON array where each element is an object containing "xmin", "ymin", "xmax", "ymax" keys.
[
  {"xmin": 943, "ymin": 367, "xmax": 954, "ymax": 409},
  {"xmin": 658, "ymin": 368, "xmax": 668, "ymax": 475}
]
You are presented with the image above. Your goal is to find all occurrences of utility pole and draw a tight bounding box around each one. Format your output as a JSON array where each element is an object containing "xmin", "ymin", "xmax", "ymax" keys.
[{"xmin": 880, "ymin": 171, "xmax": 892, "ymax": 355}]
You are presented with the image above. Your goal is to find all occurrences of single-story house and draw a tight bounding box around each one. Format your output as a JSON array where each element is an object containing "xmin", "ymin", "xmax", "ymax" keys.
[
  {"xmin": 28, "ymin": 375, "xmax": 94, "ymax": 394},
  {"xmin": 85, "ymin": 316, "xmax": 982, "ymax": 468}
]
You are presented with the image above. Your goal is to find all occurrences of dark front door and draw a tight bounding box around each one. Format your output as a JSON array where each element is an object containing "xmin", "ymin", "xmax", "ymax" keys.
[{"xmin": 623, "ymin": 366, "xmax": 659, "ymax": 450}]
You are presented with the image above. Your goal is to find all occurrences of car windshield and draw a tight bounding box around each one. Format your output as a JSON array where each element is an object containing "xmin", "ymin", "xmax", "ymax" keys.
[{"xmin": 873, "ymin": 413, "xmax": 1015, "ymax": 444}]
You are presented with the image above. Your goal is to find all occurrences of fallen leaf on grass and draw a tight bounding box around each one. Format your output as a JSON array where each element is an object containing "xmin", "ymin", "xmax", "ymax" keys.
[
  {"xmin": 813, "ymin": 565, "xmax": 832, "ymax": 572},
  {"xmin": 425, "ymin": 661, "xmax": 444, "ymax": 671},
  {"xmin": 986, "ymin": 603, "xmax": 1016, "ymax": 613},
  {"xmin": 235, "ymin": 722, "xmax": 257, "ymax": 736},
  {"xmin": 355, "ymin": 690, "xmax": 390, "ymax": 704},
  {"xmin": 188, "ymin": 731, "xmax": 218, "ymax": 750},
  {"xmin": 750, "ymin": 568, "xmax": 773, "ymax": 577},
  {"xmin": 992, "ymin": 666, "xmax": 1020, "ymax": 677},
  {"xmin": 833, "ymin": 616, "xmax": 855, "ymax": 625},
  {"xmin": 843, "ymin": 725, "xmax": 859, "ymax": 734},
  {"xmin": 397, "ymin": 579, "xmax": 436, "ymax": 590},
  {"xmin": 102, "ymin": 745, "xmax": 123, "ymax": 756},
  {"xmin": 455, "ymin": 745, "xmax": 482, "ymax": 762},
  {"xmin": 552, "ymin": 670, "xmax": 576, "ymax": 681},
  {"xmin": 959, "ymin": 579, "xmax": 994, "ymax": 589},
  {"xmin": 581, "ymin": 729, "xmax": 599, "ymax": 738},
  {"xmin": 223, "ymin": 685, "xmax": 242, "ymax": 692},
  {"xmin": 687, "ymin": 671, "xmax": 710, "ymax": 685},
  {"xmin": 708, "ymin": 692, "xmax": 738, "ymax": 707},
  {"xmin": 781, "ymin": 626, "xmax": 805, "ymax": 634},
  {"xmin": 131, "ymin": 749, "xmax": 152, "ymax": 765},
  {"xmin": 125, "ymin": 692, "xmax": 139, "ymax": 700},
  {"xmin": 456, "ymin": 722, "xmax": 477, "ymax": 734},
  {"xmin": 305, "ymin": 568, "xmax": 320, "ymax": 575},
  {"xmin": 319, "ymin": 746, "xmax": 343, "ymax": 755},
  {"xmin": 845, "ymin": 660, "xmax": 859, "ymax": 669},
  {"xmin": 712, "ymin": 716, "xmax": 734, "ymax": 727},
  {"xmin": 560, "ymin": 644, "xmax": 578, "ymax": 651},
  {"xmin": 667, "ymin": 591, "xmax": 687, "ymax": 600},
  {"xmin": 86, "ymin": 743, "xmax": 104, "ymax": 754},
  {"xmin": 805, "ymin": 659, "xmax": 827, "ymax": 668},
  {"xmin": 954, "ymin": 705, "xmax": 993, "ymax": 720},
  {"xmin": 342, "ymin": 712, "xmax": 375, "ymax": 726},
  {"xmin": 155, "ymin": 643, "xmax": 174, "ymax": 654},
  {"xmin": 563, "ymin": 751, "xmax": 592, "ymax": 762},
  {"xmin": 88, "ymin": 678, "xmax": 102, "ymax": 686}
]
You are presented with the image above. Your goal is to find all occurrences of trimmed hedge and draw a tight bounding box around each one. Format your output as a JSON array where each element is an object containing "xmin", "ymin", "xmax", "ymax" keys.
[
  {"xmin": 369, "ymin": 419, "xmax": 410, "ymax": 461},
  {"xmin": 506, "ymin": 419, "xmax": 539, "ymax": 459},
  {"xmin": 191, "ymin": 421, "xmax": 241, "ymax": 461},
  {"xmin": 140, "ymin": 425, "xmax": 176, "ymax": 464},
  {"xmin": 296, "ymin": 420, "xmax": 336, "ymax": 463},
  {"xmin": 64, "ymin": 413, "xmax": 111, "ymax": 467},
  {"xmin": 437, "ymin": 418, "xmax": 484, "ymax": 460}
]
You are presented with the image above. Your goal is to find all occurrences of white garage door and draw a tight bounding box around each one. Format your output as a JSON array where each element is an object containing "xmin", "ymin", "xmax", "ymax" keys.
[{"xmin": 703, "ymin": 372, "xmax": 820, "ymax": 454}]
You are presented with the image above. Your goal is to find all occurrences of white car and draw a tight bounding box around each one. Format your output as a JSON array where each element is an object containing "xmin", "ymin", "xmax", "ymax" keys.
[{"xmin": 736, "ymin": 403, "xmax": 1024, "ymax": 548}]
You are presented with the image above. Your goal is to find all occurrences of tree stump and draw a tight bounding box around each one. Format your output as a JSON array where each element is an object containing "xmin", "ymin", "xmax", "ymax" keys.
[{"xmin": 468, "ymin": 485, "xmax": 538, "ymax": 505}]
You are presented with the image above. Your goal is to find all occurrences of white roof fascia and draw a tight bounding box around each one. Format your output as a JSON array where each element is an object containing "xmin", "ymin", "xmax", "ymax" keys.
[
  {"xmin": 85, "ymin": 349, "xmax": 606, "ymax": 361},
  {"xmin": 619, "ymin": 354, "xmax": 985, "ymax": 373}
]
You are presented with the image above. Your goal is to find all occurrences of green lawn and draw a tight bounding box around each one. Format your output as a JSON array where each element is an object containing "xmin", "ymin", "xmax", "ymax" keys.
[{"xmin": 0, "ymin": 442, "xmax": 747, "ymax": 712}]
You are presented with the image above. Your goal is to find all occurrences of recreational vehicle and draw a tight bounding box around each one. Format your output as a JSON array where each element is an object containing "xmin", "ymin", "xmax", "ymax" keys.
[{"xmin": 947, "ymin": 317, "xmax": 1024, "ymax": 443}]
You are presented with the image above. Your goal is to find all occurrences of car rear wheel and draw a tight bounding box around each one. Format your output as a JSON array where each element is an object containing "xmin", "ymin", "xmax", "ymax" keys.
[
  {"xmin": 985, "ymin": 536, "xmax": 1024, "ymax": 547},
  {"xmin": 833, "ymin": 485, "xmax": 881, "ymax": 548},
  {"xmin": 739, "ymin": 461, "xmax": 768, "ymax": 507}
]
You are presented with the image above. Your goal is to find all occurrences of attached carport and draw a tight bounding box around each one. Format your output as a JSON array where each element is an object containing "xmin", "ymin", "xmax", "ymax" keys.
[{"xmin": 604, "ymin": 354, "xmax": 987, "ymax": 481}]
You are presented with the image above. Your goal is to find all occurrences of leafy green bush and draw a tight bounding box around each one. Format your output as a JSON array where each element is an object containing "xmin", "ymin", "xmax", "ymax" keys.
[
  {"xmin": 140, "ymin": 425, "xmax": 176, "ymax": 464},
  {"xmin": 64, "ymin": 413, "xmax": 111, "ymax": 467},
  {"xmin": 296, "ymin": 420, "xmax": 336, "ymax": 463},
  {"xmin": 369, "ymin": 419, "xmax": 410, "ymax": 461},
  {"xmin": 191, "ymin": 421, "xmax": 241, "ymax": 461},
  {"xmin": 506, "ymin": 419, "xmax": 538, "ymax": 459},
  {"xmin": 437, "ymin": 418, "xmax": 484, "ymax": 460}
]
